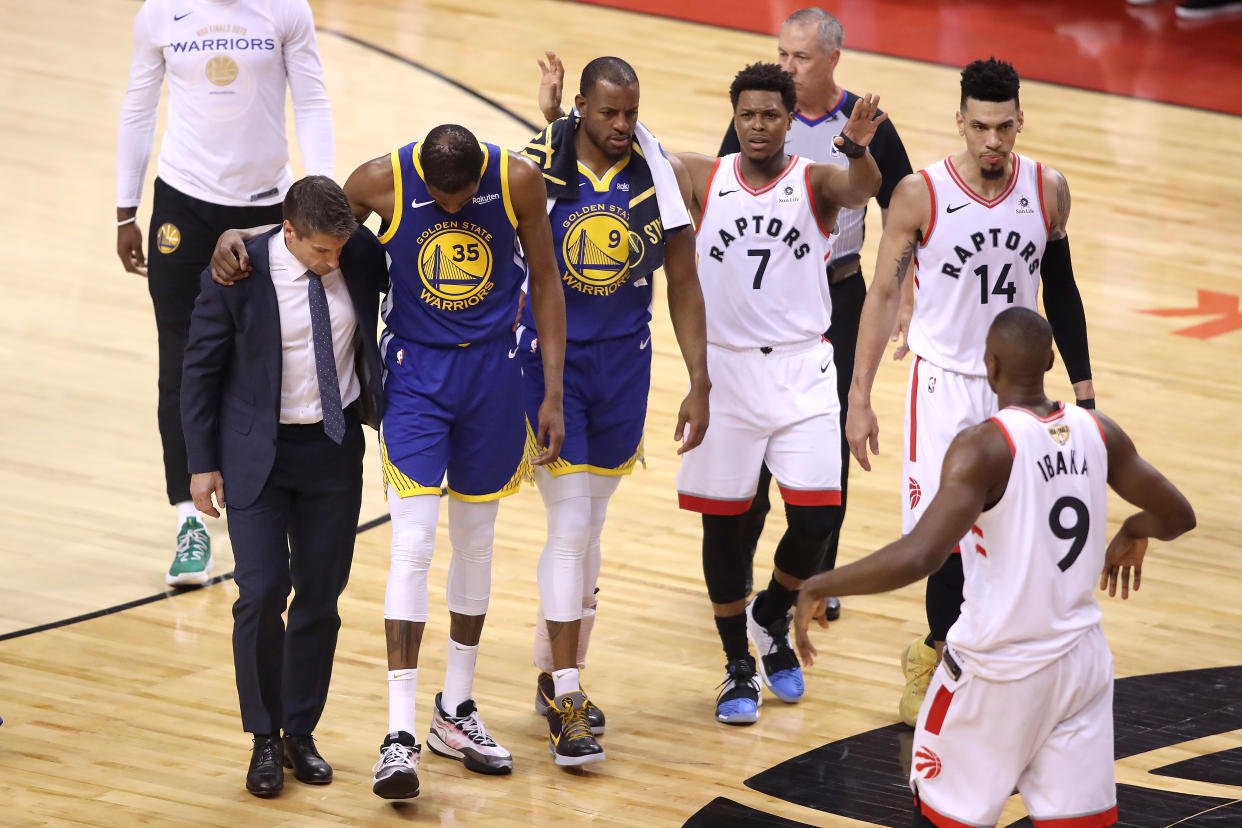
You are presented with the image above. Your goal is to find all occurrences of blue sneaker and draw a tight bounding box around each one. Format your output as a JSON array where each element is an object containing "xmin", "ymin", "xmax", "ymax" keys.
[
  {"xmin": 746, "ymin": 595, "xmax": 804, "ymax": 703},
  {"xmin": 714, "ymin": 655, "xmax": 761, "ymax": 725}
]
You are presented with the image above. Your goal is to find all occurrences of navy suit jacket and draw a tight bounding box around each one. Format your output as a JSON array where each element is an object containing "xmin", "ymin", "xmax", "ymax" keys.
[{"xmin": 181, "ymin": 225, "xmax": 389, "ymax": 510}]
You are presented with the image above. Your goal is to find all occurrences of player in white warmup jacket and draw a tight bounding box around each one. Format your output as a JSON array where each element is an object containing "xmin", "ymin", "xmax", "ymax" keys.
[{"xmin": 795, "ymin": 308, "xmax": 1195, "ymax": 828}]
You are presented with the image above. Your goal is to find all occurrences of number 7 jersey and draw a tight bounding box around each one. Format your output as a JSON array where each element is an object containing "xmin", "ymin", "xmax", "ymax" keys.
[
  {"xmin": 908, "ymin": 153, "xmax": 1048, "ymax": 376},
  {"xmin": 696, "ymin": 154, "xmax": 834, "ymax": 349},
  {"xmin": 947, "ymin": 403, "xmax": 1108, "ymax": 681}
]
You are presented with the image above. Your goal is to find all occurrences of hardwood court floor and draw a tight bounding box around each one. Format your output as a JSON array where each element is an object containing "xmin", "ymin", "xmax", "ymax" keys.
[{"xmin": 1, "ymin": 0, "xmax": 1239, "ymax": 825}]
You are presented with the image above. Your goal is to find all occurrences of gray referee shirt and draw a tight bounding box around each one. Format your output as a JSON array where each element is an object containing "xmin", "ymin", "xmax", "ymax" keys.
[{"xmin": 719, "ymin": 90, "xmax": 912, "ymax": 267}]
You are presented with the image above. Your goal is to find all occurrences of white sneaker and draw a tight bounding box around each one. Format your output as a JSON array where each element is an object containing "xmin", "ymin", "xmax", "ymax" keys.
[
  {"xmin": 372, "ymin": 730, "xmax": 420, "ymax": 799},
  {"xmin": 427, "ymin": 693, "xmax": 513, "ymax": 775},
  {"xmin": 745, "ymin": 595, "xmax": 805, "ymax": 703}
]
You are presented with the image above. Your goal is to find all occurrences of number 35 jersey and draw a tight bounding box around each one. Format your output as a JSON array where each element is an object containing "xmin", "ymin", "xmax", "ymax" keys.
[
  {"xmin": 908, "ymin": 153, "xmax": 1047, "ymax": 377},
  {"xmin": 948, "ymin": 403, "xmax": 1108, "ymax": 681},
  {"xmin": 696, "ymin": 154, "xmax": 833, "ymax": 349},
  {"xmin": 379, "ymin": 141, "xmax": 524, "ymax": 347}
]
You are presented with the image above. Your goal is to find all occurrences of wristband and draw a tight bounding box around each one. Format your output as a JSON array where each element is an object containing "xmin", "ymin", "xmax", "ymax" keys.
[
  {"xmin": 835, "ymin": 133, "xmax": 867, "ymax": 160},
  {"xmin": 1076, "ymin": 398, "xmax": 1095, "ymax": 410},
  {"xmin": 116, "ymin": 216, "xmax": 138, "ymax": 227}
]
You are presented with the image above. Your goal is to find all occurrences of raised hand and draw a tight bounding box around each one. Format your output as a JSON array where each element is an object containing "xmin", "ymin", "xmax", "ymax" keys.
[
  {"xmin": 837, "ymin": 93, "xmax": 890, "ymax": 150},
  {"xmin": 537, "ymin": 51, "xmax": 566, "ymax": 124}
]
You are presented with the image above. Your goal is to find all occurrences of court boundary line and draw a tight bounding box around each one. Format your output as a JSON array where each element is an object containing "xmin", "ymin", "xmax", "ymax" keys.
[{"xmin": 0, "ymin": 513, "xmax": 392, "ymax": 643}]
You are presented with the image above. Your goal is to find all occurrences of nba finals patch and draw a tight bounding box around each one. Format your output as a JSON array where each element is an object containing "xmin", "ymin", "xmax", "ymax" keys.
[
  {"xmin": 1048, "ymin": 424, "xmax": 1070, "ymax": 445},
  {"xmin": 156, "ymin": 223, "xmax": 181, "ymax": 254},
  {"xmin": 559, "ymin": 204, "xmax": 631, "ymax": 296},
  {"xmin": 416, "ymin": 221, "xmax": 495, "ymax": 311}
]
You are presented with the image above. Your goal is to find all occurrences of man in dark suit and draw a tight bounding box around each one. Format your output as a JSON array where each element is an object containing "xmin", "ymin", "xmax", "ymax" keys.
[{"xmin": 181, "ymin": 175, "xmax": 387, "ymax": 797}]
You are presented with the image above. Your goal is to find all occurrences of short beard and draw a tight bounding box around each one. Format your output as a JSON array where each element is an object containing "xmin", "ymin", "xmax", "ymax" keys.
[{"xmin": 980, "ymin": 165, "xmax": 1005, "ymax": 180}]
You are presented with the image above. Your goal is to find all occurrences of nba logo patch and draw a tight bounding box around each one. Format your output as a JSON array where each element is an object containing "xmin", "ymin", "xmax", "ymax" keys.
[
  {"xmin": 927, "ymin": 376, "xmax": 937, "ymax": 393},
  {"xmin": 396, "ymin": 348, "xmax": 404, "ymax": 366},
  {"xmin": 155, "ymin": 223, "xmax": 181, "ymax": 254},
  {"xmin": 908, "ymin": 477, "xmax": 922, "ymax": 510},
  {"xmin": 1048, "ymin": 424, "xmax": 1069, "ymax": 445},
  {"xmin": 914, "ymin": 746, "xmax": 942, "ymax": 780}
]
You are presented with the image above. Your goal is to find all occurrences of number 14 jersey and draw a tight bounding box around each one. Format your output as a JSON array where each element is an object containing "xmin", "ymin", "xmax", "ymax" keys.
[
  {"xmin": 908, "ymin": 153, "xmax": 1048, "ymax": 376},
  {"xmin": 696, "ymin": 154, "xmax": 833, "ymax": 349}
]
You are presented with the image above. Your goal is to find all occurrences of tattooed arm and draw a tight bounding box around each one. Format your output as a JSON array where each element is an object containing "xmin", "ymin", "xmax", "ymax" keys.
[{"xmin": 845, "ymin": 173, "xmax": 931, "ymax": 471}]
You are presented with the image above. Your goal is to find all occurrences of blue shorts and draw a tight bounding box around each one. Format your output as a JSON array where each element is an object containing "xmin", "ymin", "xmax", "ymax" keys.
[
  {"xmin": 381, "ymin": 333, "xmax": 526, "ymax": 500},
  {"xmin": 518, "ymin": 325, "xmax": 651, "ymax": 477}
]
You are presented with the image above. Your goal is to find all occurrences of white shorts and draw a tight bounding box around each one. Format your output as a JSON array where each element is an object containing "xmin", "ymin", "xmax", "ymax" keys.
[
  {"xmin": 902, "ymin": 356, "xmax": 997, "ymax": 535},
  {"xmin": 911, "ymin": 626, "xmax": 1117, "ymax": 827},
  {"xmin": 677, "ymin": 339, "xmax": 841, "ymax": 514}
]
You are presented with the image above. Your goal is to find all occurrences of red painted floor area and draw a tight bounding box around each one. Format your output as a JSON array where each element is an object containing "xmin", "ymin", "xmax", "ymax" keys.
[{"xmin": 573, "ymin": 0, "xmax": 1242, "ymax": 116}]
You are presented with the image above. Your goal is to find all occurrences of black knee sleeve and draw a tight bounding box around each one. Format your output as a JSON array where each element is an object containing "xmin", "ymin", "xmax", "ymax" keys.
[
  {"xmin": 773, "ymin": 503, "xmax": 843, "ymax": 580},
  {"xmin": 702, "ymin": 513, "xmax": 752, "ymax": 604},
  {"xmin": 925, "ymin": 551, "xmax": 965, "ymax": 642},
  {"xmin": 739, "ymin": 463, "xmax": 773, "ymax": 557}
]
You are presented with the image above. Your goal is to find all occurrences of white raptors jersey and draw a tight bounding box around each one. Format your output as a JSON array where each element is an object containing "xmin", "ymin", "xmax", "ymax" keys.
[
  {"xmin": 947, "ymin": 404, "xmax": 1108, "ymax": 681},
  {"xmin": 697, "ymin": 154, "xmax": 834, "ymax": 349},
  {"xmin": 907, "ymin": 154, "xmax": 1047, "ymax": 376}
]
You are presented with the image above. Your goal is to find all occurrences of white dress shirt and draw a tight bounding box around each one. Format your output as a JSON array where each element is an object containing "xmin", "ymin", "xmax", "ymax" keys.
[
  {"xmin": 116, "ymin": 0, "xmax": 334, "ymax": 208},
  {"xmin": 268, "ymin": 233, "xmax": 360, "ymax": 424}
]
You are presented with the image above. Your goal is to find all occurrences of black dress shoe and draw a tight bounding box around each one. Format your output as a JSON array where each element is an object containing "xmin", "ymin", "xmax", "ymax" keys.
[
  {"xmin": 246, "ymin": 735, "xmax": 284, "ymax": 797},
  {"xmin": 282, "ymin": 734, "xmax": 332, "ymax": 784},
  {"xmin": 824, "ymin": 596, "xmax": 842, "ymax": 621}
]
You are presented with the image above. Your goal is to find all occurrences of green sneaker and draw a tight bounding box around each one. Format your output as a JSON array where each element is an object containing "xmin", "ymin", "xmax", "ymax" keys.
[{"xmin": 166, "ymin": 517, "xmax": 213, "ymax": 586}]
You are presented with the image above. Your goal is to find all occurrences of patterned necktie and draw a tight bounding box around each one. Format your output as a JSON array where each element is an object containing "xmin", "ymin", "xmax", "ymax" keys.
[{"xmin": 305, "ymin": 270, "xmax": 346, "ymax": 444}]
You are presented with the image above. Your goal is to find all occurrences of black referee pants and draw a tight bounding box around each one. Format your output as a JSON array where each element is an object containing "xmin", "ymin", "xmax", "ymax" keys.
[
  {"xmin": 740, "ymin": 270, "xmax": 866, "ymax": 575},
  {"xmin": 147, "ymin": 178, "xmax": 283, "ymax": 504}
]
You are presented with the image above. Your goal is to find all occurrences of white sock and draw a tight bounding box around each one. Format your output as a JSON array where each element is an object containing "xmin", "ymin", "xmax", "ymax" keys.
[
  {"xmin": 552, "ymin": 667, "xmax": 580, "ymax": 697},
  {"xmin": 441, "ymin": 639, "xmax": 479, "ymax": 714},
  {"xmin": 387, "ymin": 668, "xmax": 418, "ymax": 736},
  {"xmin": 175, "ymin": 500, "xmax": 201, "ymax": 526}
]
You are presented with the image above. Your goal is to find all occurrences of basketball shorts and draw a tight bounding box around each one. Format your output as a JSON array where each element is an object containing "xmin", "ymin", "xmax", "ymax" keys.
[
  {"xmin": 380, "ymin": 332, "xmax": 526, "ymax": 501},
  {"xmin": 677, "ymin": 339, "xmax": 841, "ymax": 515},
  {"xmin": 518, "ymin": 325, "xmax": 650, "ymax": 476},
  {"xmin": 903, "ymin": 356, "xmax": 998, "ymax": 535},
  {"xmin": 911, "ymin": 625, "xmax": 1117, "ymax": 827}
]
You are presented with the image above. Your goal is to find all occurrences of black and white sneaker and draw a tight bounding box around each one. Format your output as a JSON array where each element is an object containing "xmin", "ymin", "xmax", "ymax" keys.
[
  {"xmin": 715, "ymin": 655, "xmax": 762, "ymax": 725},
  {"xmin": 427, "ymin": 692, "xmax": 513, "ymax": 775},
  {"xmin": 372, "ymin": 731, "xmax": 420, "ymax": 799},
  {"xmin": 535, "ymin": 671, "xmax": 606, "ymax": 735},
  {"xmin": 546, "ymin": 691, "xmax": 605, "ymax": 766},
  {"xmin": 746, "ymin": 594, "xmax": 805, "ymax": 703}
]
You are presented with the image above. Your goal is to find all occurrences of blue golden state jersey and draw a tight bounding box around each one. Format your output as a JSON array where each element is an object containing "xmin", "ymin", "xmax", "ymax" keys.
[
  {"xmin": 379, "ymin": 141, "xmax": 524, "ymax": 347},
  {"xmin": 521, "ymin": 158, "xmax": 652, "ymax": 342}
]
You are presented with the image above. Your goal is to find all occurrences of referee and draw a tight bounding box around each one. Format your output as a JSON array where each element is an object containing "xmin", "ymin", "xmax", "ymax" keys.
[
  {"xmin": 115, "ymin": 0, "xmax": 334, "ymax": 585},
  {"xmin": 718, "ymin": 7, "xmax": 914, "ymax": 613}
]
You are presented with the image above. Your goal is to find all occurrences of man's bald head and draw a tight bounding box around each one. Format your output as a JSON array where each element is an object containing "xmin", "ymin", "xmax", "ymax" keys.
[{"xmin": 985, "ymin": 307, "xmax": 1055, "ymax": 391}]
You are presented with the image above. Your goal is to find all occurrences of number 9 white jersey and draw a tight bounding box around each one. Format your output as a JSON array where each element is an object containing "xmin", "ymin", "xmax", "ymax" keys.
[
  {"xmin": 695, "ymin": 154, "xmax": 834, "ymax": 349},
  {"xmin": 907, "ymin": 154, "xmax": 1047, "ymax": 376},
  {"xmin": 947, "ymin": 403, "xmax": 1109, "ymax": 681}
]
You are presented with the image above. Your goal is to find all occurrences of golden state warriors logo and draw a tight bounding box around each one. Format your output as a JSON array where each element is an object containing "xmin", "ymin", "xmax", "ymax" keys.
[
  {"xmin": 416, "ymin": 222, "xmax": 495, "ymax": 311},
  {"xmin": 561, "ymin": 204, "xmax": 631, "ymax": 296},
  {"xmin": 156, "ymin": 223, "xmax": 181, "ymax": 254},
  {"xmin": 205, "ymin": 55, "xmax": 239, "ymax": 86}
]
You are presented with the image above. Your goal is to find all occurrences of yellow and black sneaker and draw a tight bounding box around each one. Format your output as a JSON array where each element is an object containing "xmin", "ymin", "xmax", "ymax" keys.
[
  {"xmin": 546, "ymin": 691, "xmax": 605, "ymax": 766},
  {"xmin": 535, "ymin": 672, "xmax": 605, "ymax": 735}
]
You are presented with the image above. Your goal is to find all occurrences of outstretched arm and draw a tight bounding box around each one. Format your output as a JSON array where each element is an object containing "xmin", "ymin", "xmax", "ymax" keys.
[
  {"xmin": 510, "ymin": 152, "xmax": 566, "ymax": 464},
  {"xmin": 795, "ymin": 422, "xmax": 1011, "ymax": 664},
  {"xmin": 1039, "ymin": 164, "xmax": 1094, "ymax": 404},
  {"xmin": 845, "ymin": 174, "xmax": 930, "ymax": 470},
  {"xmin": 808, "ymin": 94, "xmax": 885, "ymax": 211},
  {"xmin": 1095, "ymin": 412, "xmax": 1196, "ymax": 598}
]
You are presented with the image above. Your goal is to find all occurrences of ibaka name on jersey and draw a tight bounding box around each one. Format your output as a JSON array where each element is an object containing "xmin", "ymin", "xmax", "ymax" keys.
[
  {"xmin": 940, "ymin": 226, "xmax": 1042, "ymax": 279},
  {"xmin": 706, "ymin": 214, "xmax": 813, "ymax": 263},
  {"xmin": 1035, "ymin": 445, "xmax": 1090, "ymax": 483}
]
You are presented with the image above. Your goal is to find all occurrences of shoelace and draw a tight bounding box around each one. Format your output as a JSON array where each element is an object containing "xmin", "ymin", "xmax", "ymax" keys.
[
  {"xmin": 374, "ymin": 742, "xmax": 416, "ymax": 772},
  {"xmin": 175, "ymin": 527, "xmax": 208, "ymax": 564},
  {"xmin": 763, "ymin": 614, "xmax": 794, "ymax": 655},
  {"xmin": 449, "ymin": 712, "xmax": 498, "ymax": 747},
  {"xmin": 253, "ymin": 739, "xmax": 280, "ymax": 764},
  {"xmin": 716, "ymin": 663, "xmax": 760, "ymax": 701},
  {"xmin": 554, "ymin": 699, "xmax": 593, "ymax": 742}
]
